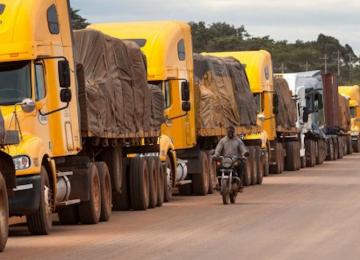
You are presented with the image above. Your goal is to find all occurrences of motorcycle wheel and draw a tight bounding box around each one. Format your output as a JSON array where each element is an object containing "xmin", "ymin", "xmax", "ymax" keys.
[
  {"xmin": 221, "ymin": 179, "xmax": 230, "ymax": 205},
  {"xmin": 230, "ymin": 183, "xmax": 238, "ymax": 204}
]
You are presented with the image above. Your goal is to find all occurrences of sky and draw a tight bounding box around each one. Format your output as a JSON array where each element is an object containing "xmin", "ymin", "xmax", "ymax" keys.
[{"xmin": 71, "ymin": 0, "xmax": 360, "ymax": 55}]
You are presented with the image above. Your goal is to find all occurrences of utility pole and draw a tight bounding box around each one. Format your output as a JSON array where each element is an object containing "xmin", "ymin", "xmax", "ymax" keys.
[
  {"xmin": 281, "ymin": 63, "xmax": 285, "ymax": 73},
  {"xmin": 321, "ymin": 54, "xmax": 328, "ymax": 73}
]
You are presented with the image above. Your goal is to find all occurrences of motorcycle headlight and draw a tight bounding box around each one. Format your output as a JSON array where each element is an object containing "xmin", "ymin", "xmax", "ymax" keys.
[
  {"xmin": 13, "ymin": 156, "xmax": 31, "ymax": 170},
  {"xmin": 222, "ymin": 157, "xmax": 232, "ymax": 168}
]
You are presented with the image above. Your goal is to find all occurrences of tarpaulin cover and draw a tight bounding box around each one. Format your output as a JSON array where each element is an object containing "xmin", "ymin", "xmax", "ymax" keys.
[
  {"xmin": 274, "ymin": 77, "xmax": 297, "ymax": 130},
  {"xmin": 338, "ymin": 95, "xmax": 351, "ymax": 132},
  {"xmin": 193, "ymin": 54, "xmax": 257, "ymax": 129},
  {"xmin": 74, "ymin": 29, "xmax": 164, "ymax": 137}
]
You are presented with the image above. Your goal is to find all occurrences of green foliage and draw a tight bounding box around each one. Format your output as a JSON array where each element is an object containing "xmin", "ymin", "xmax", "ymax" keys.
[
  {"xmin": 190, "ymin": 21, "xmax": 360, "ymax": 85},
  {"xmin": 71, "ymin": 8, "xmax": 90, "ymax": 30}
]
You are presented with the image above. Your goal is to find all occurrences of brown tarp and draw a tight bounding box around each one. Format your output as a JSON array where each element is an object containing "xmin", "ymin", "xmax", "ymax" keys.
[
  {"xmin": 338, "ymin": 95, "xmax": 351, "ymax": 132},
  {"xmin": 274, "ymin": 77, "xmax": 297, "ymax": 130},
  {"xmin": 193, "ymin": 54, "xmax": 257, "ymax": 129},
  {"xmin": 74, "ymin": 29, "xmax": 164, "ymax": 137}
]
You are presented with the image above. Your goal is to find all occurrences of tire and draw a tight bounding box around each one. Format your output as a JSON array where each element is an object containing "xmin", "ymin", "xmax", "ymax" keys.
[
  {"xmin": 243, "ymin": 157, "xmax": 252, "ymax": 186},
  {"xmin": 353, "ymin": 138, "xmax": 360, "ymax": 153},
  {"xmin": 101, "ymin": 147, "xmax": 122, "ymax": 193},
  {"xmin": 112, "ymin": 158, "xmax": 130, "ymax": 211},
  {"xmin": 305, "ymin": 140, "xmax": 316, "ymax": 167},
  {"xmin": 79, "ymin": 163, "xmax": 101, "ymax": 224},
  {"xmin": 0, "ymin": 173, "xmax": 9, "ymax": 252},
  {"xmin": 155, "ymin": 158, "xmax": 164, "ymax": 207},
  {"xmin": 146, "ymin": 158, "xmax": 158, "ymax": 209},
  {"xmin": 230, "ymin": 184, "xmax": 237, "ymax": 204},
  {"xmin": 58, "ymin": 205, "xmax": 79, "ymax": 225},
  {"xmin": 347, "ymin": 136, "xmax": 353, "ymax": 154},
  {"xmin": 295, "ymin": 141, "xmax": 301, "ymax": 170},
  {"xmin": 270, "ymin": 142, "xmax": 283, "ymax": 174},
  {"xmin": 333, "ymin": 137, "xmax": 339, "ymax": 160},
  {"xmin": 208, "ymin": 156, "xmax": 217, "ymax": 194},
  {"xmin": 249, "ymin": 147, "xmax": 257, "ymax": 185},
  {"xmin": 192, "ymin": 152, "xmax": 210, "ymax": 195},
  {"xmin": 317, "ymin": 139, "xmax": 326, "ymax": 165},
  {"xmin": 255, "ymin": 147, "xmax": 263, "ymax": 184},
  {"xmin": 96, "ymin": 162, "xmax": 112, "ymax": 222},
  {"xmin": 338, "ymin": 137, "xmax": 344, "ymax": 159},
  {"xmin": 221, "ymin": 179, "xmax": 230, "ymax": 205},
  {"xmin": 27, "ymin": 167, "xmax": 53, "ymax": 235},
  {"xmin": 263, "ymin": 150, "xmax": 270, "ymax": 177},
  {"xmin": 163, "ymin": 155, "xmax": 174, "ymax": 202},
  {"xmin": 326, "ymin": 138, "xmax": 334, "ymax": 161},
  {"xmin": 301, "ymin": 156, "xmax": 306, "ymax": 168},
  {"xmin": 285, "ymin": 142, "xmax": 298, "ymax": 171},
  {"xmin": 129, "ymin": 157, "xmax": 149, "ymax": 210}
]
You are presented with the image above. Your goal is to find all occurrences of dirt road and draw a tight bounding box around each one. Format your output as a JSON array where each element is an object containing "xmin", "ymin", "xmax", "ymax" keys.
[{"xmin": 4, "ymin": 154, "xmax": 360, "ymax": 260}]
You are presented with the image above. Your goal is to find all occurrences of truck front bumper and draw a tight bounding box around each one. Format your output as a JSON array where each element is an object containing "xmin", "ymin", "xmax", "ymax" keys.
[{"xmin": 9, "ymin": 175, "xmax": 41, "ymax": 216}]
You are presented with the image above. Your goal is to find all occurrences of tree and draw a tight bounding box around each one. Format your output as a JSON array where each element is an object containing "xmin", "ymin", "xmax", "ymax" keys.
[{"xmin": 71, "ymin": 8, "xmax": 90, "ymax": 30}]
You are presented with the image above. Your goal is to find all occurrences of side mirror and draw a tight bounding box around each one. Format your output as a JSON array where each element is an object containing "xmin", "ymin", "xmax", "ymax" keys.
[
  {"xmin": 58, "ymin": 60, "xmax": 71, "ymax": 88},
  {"xmin": 257, "ymin": 114, "xmax": 265, "ymax": 122},
  {"xmin": 182, "ymin": 101, "xmax": 191, "ymax": 112},
  {"xmin": 60, "ymin": 89, "xmax": 72, "ymax": 103},
  {"xmin": 244, "ymin": 151, "xmax": 250, "ymax": 158},
  {"xmin": 181, "ymin": 81, "xmax": 190, "ymax": 102},
  {"xmin": 303, "ymin": 108, "xmax": 309, "ymax": 123},
  {"xmin": 21, "ymin": 98, "xmax": 36, "ymax": 113},
  {"xmin": 273, "ymin": 94, "xmax": 279, "ymax": 115}
]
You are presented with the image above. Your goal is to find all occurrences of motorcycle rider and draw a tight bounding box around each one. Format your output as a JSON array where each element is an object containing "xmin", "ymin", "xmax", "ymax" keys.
[{"xmin": 214, "ymin": 126, "xmax": 249, "ymax": 191}]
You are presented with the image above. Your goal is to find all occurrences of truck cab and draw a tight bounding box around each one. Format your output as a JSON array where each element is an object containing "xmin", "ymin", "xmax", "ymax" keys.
[{"xmin": 339, "ymin": 85, "xmax": 360, "ymax": 152}]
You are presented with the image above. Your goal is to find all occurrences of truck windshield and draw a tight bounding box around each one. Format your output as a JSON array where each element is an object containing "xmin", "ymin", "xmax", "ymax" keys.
[{"xmin": 0, "ymin": 61, "xmax": 32, "ymax": 105}]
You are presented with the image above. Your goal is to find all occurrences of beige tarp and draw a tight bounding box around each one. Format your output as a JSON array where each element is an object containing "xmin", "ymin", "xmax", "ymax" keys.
[
  {"xmin": 338, "ymin": 95, "xmax": 351, "ymax": 132},
  {"xmin": 74, "ymin": 29, "xmax": 164, "ymax": 138},
  {"xmin": 193, "ymin": 54, "xmax": 257, "ymax": 129},
  {"xmin": 274, "ymin": 77, "xmax": 297, "ymax": 130}
]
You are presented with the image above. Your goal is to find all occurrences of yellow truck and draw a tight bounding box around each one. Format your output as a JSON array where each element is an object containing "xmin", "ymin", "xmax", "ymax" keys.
[
  {"xmin": 339, "ymin": 85, "xmax": 360, "ymax": 152},
  {"xmin": 91, "ymin": 21, "xmax": 265, "ymax": 194},
  {"xmin": 208, "ymin": 51, "xmax": 301, "ymax": 173},
  {"xmin": 0, "ymin": 110, "xmax": 18, "ymax": 251},
  {"xmin": 0, "ymin": 0, "xmax": 173, "ymax": 236}
]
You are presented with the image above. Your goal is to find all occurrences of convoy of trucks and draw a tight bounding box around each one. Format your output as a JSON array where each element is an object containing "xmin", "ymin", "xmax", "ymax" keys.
[{"xmin": 0, "ymin": 0, "xmax": 358, "ymax": 252}]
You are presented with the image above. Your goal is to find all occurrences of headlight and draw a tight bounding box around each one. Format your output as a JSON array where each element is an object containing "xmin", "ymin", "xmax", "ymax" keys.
[
  {"xmin": 222, "ymin": 157, "xmax": 232, "ymax": 168},
  {"xmin": 13, "ymin": 156, "xmax": 31, "ymax": 170}
]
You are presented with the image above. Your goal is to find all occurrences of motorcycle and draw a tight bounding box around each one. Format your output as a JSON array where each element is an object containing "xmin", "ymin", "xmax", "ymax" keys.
[{"xmin": 214, "ymin": 155, "xmax": 247, "ymax": 205}]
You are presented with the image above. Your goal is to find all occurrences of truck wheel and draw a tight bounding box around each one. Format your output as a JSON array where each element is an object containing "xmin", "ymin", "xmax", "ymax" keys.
[
  {"xmin": 353, "ymin": 138, "xmax": 360, "ymax": 153},
  {"xmin": 285, "ymin": 142, "xmax": 298, "ymax": 171},
  {"xmin": 79, "ymin": 163, "xmax": 101, "ymax": 224},
  {"xmin": 192, "ymin": 152, "xmax": 210, "ymax": 195},
  {"xmin": 249, "ymin": 147, "xmax": 257, "ymax": 185},
  {"xmin": 58, "ymin": 205, "xmax": 79, "ymax": 225},
  {"xmin": 338, "ymin": 137, "xmax": 344, "ymax": 159},
  {"xmin": 101, "ymin": 147, "xmax": 122, "ymax": 193},
  {"xmin": 262, "ymin": 150, "xmax": 270, "ymax": 177},
  {"xmin": 155, "ymin": 158, "xmax": 164, "ymax": 207},
  {"xmin": 270, "ymin": 142, "xmax": 283, "ymax": 174},
  {"xmin": 208, "ymin": 157, "xmax": 217, "ymax": 194},
  {"xmin": 255, "ymin": 147, "xmax": 263, "ymax": 185},
  {"xmin": 163, "ymin": 155, "xmax": 174, "ymax": 202},
  {"xmin": 295, "ymin": 142, "xmax": 301, "ymax": 170},
  {"xmin": 146, "ymin": 157, "xmax": 158, "ymax": 209},
  {"xmin": 326, "ymin": 138, "xmax": 334, "ymax": 161},
  {"xmin": 96, "ymin": 162, "xmax": 112, "ymax": 222},
  {"xmin": 305, "ymin": 140, "xmax": 316, "ymax": 167},
  {"xmin": 0, "ymin": 173, "xmax": 8, "ymax": 252},
  {"xmin": 347, "ymin": 136, "xmax": 353, "ymax": 154},
  {"xmin": 129, "ymin": 158, "xmax": 149, "ymax": 210},
  {"xmin": 27, "ymin": 167, "xmax": 53, "ymax": 235},
  {"xmin": 333, "ymin": 137, "xmax": 339, "ymax": 160},
  {"xmin": 243, "ymin": 158, "xmax": 252, "ymax": 186},
  {"xmin": 112, "ymin": 158, "xmax": 130, "ymax": 211},
  {"xmin": 317, "ymin": 139, "xmax": 326, "ymax": 165}
]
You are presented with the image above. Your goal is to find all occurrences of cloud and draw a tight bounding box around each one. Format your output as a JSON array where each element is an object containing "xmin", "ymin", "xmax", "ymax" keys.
[{"xmin": 70, "ymin": 0, "xmax": 360, "ymax": 55}]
